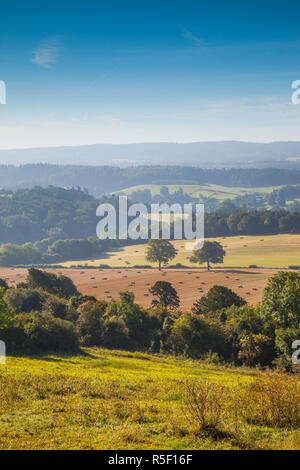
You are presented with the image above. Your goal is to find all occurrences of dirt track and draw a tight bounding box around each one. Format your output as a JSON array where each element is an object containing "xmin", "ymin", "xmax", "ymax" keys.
[{"xmin": 0, "ymin": 267, "xmax": 279, "ymax": 310}]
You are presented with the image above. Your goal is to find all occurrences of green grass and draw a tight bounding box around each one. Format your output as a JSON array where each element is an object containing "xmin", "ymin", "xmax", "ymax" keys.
[
  {"xmin": 1, "ymin": 348, "xmax": 300, "ymax": 449},
  {"xmin": 60, "ymin": 234, "xmax": 300, "ymax": 268},
  {"xmin": 119, "ymin": 183, "xmax": 285, "ymax": 202}
]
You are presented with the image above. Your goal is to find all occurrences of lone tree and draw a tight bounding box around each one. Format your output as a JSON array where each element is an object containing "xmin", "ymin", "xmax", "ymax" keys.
[
  {"xmin": 146, "ymin": 239, "xmax": 177, "ymax": 271},
  {"xmin": 149, "ymin": 281, "xmax": 180, "ymax": 310},
  {"xmin": 189, "ymin": 241, "xmax": 225, "ymax": 271},
  {"xmin": 192, "ymin": 285, "xmax": 246, "ymax": 315}
]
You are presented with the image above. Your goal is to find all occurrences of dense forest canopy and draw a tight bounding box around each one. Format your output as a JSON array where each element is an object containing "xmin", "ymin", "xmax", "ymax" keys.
[{"xmin": 0, "ymin": 165, "xmax": 300, "ymax": 195}]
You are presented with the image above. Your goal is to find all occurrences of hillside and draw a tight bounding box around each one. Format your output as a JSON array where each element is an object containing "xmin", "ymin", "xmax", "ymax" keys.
[
  {"xmin": 1, "ymin": 141, "xmax": 300, "ymax": 167},
  {"xmin": 1, "ymin": 348, "xmax": 299, "ymax": 450},
  {"xmin": 0, "ymin": 166, "xmax": 300, "ymax": 195}
]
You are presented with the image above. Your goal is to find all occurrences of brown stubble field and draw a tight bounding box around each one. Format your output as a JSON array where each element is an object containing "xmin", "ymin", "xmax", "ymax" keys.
[{"xmin": 0, "ymin": 267, "xmax": 280, "ymax": 310}]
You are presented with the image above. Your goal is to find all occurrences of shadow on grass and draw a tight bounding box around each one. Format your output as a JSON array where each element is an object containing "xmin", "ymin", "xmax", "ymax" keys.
[{"xmin": 7, "ymin": 347, "xmax": 98, "ymax": 361}]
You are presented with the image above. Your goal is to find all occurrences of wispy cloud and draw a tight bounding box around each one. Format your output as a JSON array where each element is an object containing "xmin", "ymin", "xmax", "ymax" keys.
[
  {"xmin": 183, "ymin": 29, "xmax": 207, "ymax": 51},
  {"xmin": 31, "ymin": 36, "xmax": 63, "ymax": 67}
]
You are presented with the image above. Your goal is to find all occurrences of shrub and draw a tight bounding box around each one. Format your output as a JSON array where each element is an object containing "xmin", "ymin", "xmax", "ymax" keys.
[
  {"xmin": 22, "ymin": 313, "xmax": 78, "ymax": 352},
  {"xmin": 181, "ymin": 380, "xmax": 227, "ymax": 434},
  {"xmin": 238, "ymin": 372, "xmax": 300, "ymax": 428},
  {"xmin": 42, "ymin": 295, "xmax": 68, "ymax": 319},
  {"xmin": 102, "ymin": 316, "xmax": 129, "ymax": 349},
  {"xmin": 192, "ymin": 285, "xmax": 246, "ymax": 315},
  {"xmin": 0, "ymin": 278, "xmax": 9, "ymax": 291},
  {"xmin": 238, "ymin": 333, "xmax": 274, "ymax": 366},
  {"xmin": 0, "ymin": 326, "xmax": 26, "ymax": 353},
  {"xmin": 261, "ymin": 271, "xmax": 300, "ymax": 328},
  {"xmin": 27, "ymin": 268, "xmax": 79, "ymax": 298},
  {"xmin": 5, "ymin": 288, "xmax": 44, "ymax": 314},
  {"xmin": 76, "ymin": 300, "xmax": 106, "ymax": 346},
  {"xmin": 168, "ymin": 314, "xmax": 227, "ymax": 358}
]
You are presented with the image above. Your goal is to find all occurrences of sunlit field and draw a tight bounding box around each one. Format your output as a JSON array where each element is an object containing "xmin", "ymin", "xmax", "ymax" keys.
[
  {"xmin": 1, "ymin": 348, "xmax": 300, "ymax": 450},
  {"xmin": 60, "ymin": 234, "xmax": 300, "ymax": 269},
  {"xmin": 119, "ymin": 183, "xmax": 285, "ymax": 201}
]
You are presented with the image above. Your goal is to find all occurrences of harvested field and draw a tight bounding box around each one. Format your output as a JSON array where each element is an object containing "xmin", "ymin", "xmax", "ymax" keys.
[
  {"xmin": 59, "ymin": 234, "xmax": 300, "ymax": 269},
  {"xmin": 0, "ymin": 267, "xmax": 280, "ymax": 310}
]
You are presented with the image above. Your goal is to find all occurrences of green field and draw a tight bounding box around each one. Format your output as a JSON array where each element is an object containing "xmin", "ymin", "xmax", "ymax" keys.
[
  {"xmin": 119, "ymin": 183, "xmax": 284, "ymax": 201},
  {"xmin": 61, "ymin": 234, "xmax": 300, "ymax": 268},
  {"xmin": 1, "ymin": 348, "xmax": 299, "ymax": 450}
]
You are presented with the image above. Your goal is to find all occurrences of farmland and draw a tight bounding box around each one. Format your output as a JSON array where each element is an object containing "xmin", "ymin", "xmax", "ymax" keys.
[
  {"xmin": 60, "ymin": 234, "xmax": 300, "ymax": 269},
  {"xmin": 0, "ymin": 266, "xmax": 277, "ymax": 310},
  {"xmin": 119, "ymin": 183, "xmax": 285, "ymax": 201}
]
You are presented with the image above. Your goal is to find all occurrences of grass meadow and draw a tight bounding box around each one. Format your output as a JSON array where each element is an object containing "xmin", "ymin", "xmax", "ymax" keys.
[{"xmin": 1, "ymin": 348, "xmax": 300, "ymax": 450}]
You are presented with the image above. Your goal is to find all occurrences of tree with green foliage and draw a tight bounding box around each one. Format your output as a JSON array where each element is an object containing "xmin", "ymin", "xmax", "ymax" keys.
[
  {"xmin": 261, "ymin": 271, "xmax": 300, "ymax": 328},
  {"xmin": 76, "ymin": 300, "xmax": 106, "ymax": 346},
  {"xmin": 0, "ymin": 288, "xmax": 15, "ymax": 330},
  {"xmin": 146, "ymin": 239, "xmax": 177, "ymax": 271},
  {"xmin": 168, "ymin": 313, "xmax": 227, "ymax": 358},
  {"xmin": 27, "ymin": 268, "xmax": 79, "ymax": 298},
  {"xmin": 192, "ymin": 285, "xmax": 246, "ymax": 315},
  {"xmin": 149, "ymin": 281, "xmax": 180, "ymax": 310},
  {"xmin": 5, "ymin": 288, "xmax": 44, "ymax": 314},
  {"xmin": 238, "ymin": 333, "xmax": 274, "ymax": 367},
  {"xmin": 22, "ymin": 312, "xmax": 78, "ymax": 352},
  {"xmin": 0, "ymin": 278, "xmax": 8, "ymax": 291},
  {"xmin": 189, "ymin": 241, "xmax": 225, "ymax": 271}
]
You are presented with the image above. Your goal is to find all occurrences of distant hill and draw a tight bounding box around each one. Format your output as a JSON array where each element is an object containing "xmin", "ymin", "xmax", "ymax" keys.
[
  {"xmin": 1, "ymin": 165, "xmax": 300, "ymax": 195},
  {"xmin": 1, "ymin": 141, "xmax": 300, "ymax": 167}
]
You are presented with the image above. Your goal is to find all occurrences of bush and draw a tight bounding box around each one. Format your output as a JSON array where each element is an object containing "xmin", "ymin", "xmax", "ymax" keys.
[
  {"xmin": 42, "ymin": 295, "xmax": 68, "ymax": 319},
  {"xmin": 76, "ymin": 301, "xmax": 106, "ymax": 346},
  {"xmin": 102, "ymin": 316, "xmax": 129, "ymax": 349},
  {"xmin": 181, "ymin": 380, "xmax": 227, "ymax": 434},
  {"xmin": 0, "ymin": 326, "xmax": 27, "ymax": 353},
  {"xmin": 192, "ymin": 285, "xmax": 246, "ymax": 315},
  {"xmin": 0, "ymin": 278, "xmax": 9, "ymax": 291},
  {"xmin": 238, "ymin": 372, "xmax": 300, "ymax": 428},
  {"xmin": 27, "ymin": 268, "xmax": 79, "ymax": 298},
  {"xmin": 22, "ymin": 313, "xmax": 79, "ymax": 352},
  {"xmin": 5, "ymin": 288, "xmax": 44, "ymax": 314},
  {"xmin": 168, "ymin": 314, "xmax": 227, "ymax": 358}
]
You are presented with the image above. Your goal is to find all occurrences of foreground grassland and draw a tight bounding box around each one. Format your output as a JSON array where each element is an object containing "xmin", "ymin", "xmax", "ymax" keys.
[
  {"xmin": 61, "ymin": 234, "xmax": 300, "ymax": 268},
  {"xmin": 1, "ymin": 348, "xmax": 300, "ymax": 450}
]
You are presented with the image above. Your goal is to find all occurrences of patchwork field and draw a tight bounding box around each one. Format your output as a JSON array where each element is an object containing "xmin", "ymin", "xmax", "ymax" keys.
[
  {"xmin": 60, "ymin": 234, "xmax": 300, "ymax": 269},
  {"xmin": 119, "ymin": 183, "xmax": 285, "ymax": 201},
  {"xmin": 0, "ymin": 266, "xmax": 279, "ymax": 309}
]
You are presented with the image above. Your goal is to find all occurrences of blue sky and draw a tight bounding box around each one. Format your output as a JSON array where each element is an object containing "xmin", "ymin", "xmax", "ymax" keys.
[{"xmin": 0, "ymin": 0, "xmax": 300, "ymax": 148}]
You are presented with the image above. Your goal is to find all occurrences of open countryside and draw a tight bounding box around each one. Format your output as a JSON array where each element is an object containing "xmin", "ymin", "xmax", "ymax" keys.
[{"xmin": 60, "ymin": 235, "xmax": 300, "ymax": 269}]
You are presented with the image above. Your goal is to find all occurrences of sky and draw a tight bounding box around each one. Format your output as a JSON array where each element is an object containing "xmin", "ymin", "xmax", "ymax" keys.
[{"xmin": 0, "ymin": 0, "xmax": 300, "ymax": 149}]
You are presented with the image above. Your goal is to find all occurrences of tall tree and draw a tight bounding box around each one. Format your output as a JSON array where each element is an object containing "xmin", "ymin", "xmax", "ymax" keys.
[
  {"xmin": 192, "ymin": 285, "xmax": 246, "ymax": 315},
  {"xmin": 146, "ymin": 239, "xmax": 177, "ymax": 271},
  {"xmin": 149, "ymin": 281, "xmax": 180, "ymax": 310},
  {"xmin": 189, "ymin": 241, "xmax": 225, "ymax": 271}
]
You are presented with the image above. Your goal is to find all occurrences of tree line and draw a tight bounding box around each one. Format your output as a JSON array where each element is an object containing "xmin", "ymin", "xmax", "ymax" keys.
[{"xmin": 1, "ymin": 165, "xmax": 300, "ymax": 194}]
